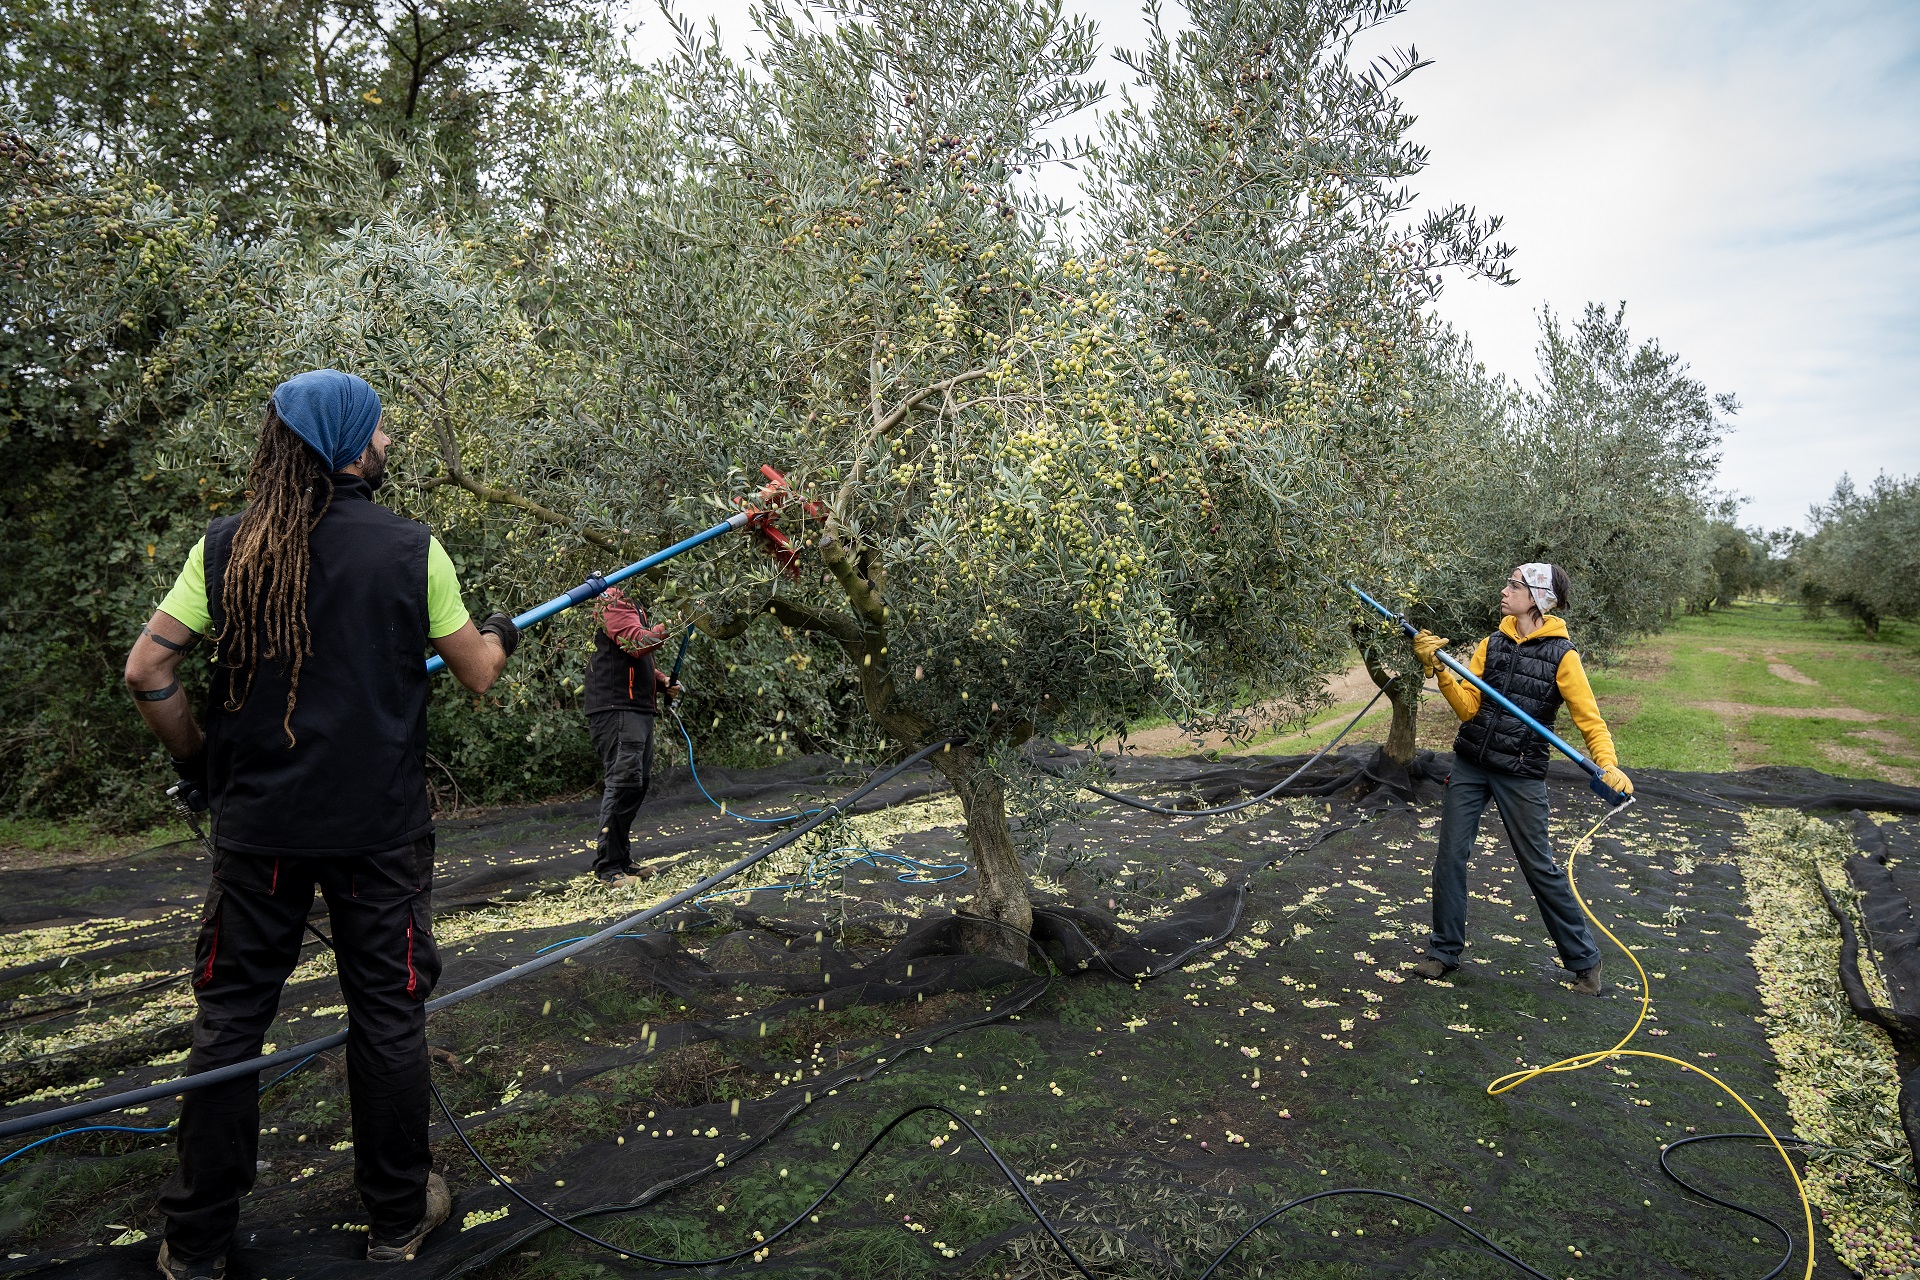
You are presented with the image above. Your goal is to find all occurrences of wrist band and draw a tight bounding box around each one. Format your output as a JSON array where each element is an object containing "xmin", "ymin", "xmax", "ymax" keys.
[{"xmin": 132, "ymin": 681, "xmax": 180, "ymax": 702}]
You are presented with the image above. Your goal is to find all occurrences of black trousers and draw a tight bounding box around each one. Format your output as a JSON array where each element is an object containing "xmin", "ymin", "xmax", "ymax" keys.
[
  {"xmin": 588, "ymin": 709, "xmax": 654, "ymax": 878},
  {"xmin": 157, "ymin": 837, "xmax": 442, "ymax": 1261}
]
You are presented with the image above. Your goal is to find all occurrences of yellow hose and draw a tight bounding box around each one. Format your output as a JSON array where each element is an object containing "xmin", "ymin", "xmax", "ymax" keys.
[{"xmin": 1483, "ymin": 803, "xmax": 1816, "ymax": 1279}]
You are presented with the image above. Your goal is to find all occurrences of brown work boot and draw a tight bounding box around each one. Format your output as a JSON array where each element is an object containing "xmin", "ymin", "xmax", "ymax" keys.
[
  {"xmin": 1411, "ymin": 958, "xmax": 1456, "ymax": 980},
  {"xmin": 598, "ymin": 865, "xmax": 655, "ymax": 890},
  {"xmin": 366, "ymin": 1171, "xmax": 451, "ymax": 1263},
  {"xmin": 1569, "ymin": 962, "xmax": 1605, "ymax": 996},
  {"xmin": 156, "ymin": 1244, "xmax": 226, "ymax": 1280}
]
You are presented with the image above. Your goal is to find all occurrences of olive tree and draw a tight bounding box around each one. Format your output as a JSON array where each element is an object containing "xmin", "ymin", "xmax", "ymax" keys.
[
  {"xmin": 511, "ymin": 0, "xmax": 1511, "ymax": 954},
  {"xmin": 1792, "ymin": 473, "xmax": 1920, "ymax": 637},
  {"xmin": 159, "ymin": 0, "xmax": 1513, "ymax": 957},
  {"xmin": 1407, "ymin": 303, "xmax": 1732, "ymax": 667}
]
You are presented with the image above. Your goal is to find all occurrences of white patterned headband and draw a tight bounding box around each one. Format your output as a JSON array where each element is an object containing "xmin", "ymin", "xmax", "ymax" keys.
[{"xmin": 1518, "ymin": 563, "xmax": 1557, "ymax": 613}]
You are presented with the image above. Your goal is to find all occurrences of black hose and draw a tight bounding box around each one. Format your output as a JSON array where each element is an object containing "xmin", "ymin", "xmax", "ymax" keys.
[
  {"xmin": 0, "ymin": 738, "xmax": 963, "ymax": 1142},
  {"xmin": 1656, "ymin": 1130, "xmax": 1919, "ymax": 1280},
  {"xmin": 432, "ymin": 1087, "xmax": 1559, "ymax": 1278},
  {"xmin": 1656, "ymin": 1132, "xmax": 1798, "ymax": 1280},
  {"xmin": 1664, "ymin": 1131, "xmax": 1915, "ymax": 1190},
  {"xmin": 1062, "ymin": 688, "xmax": 1386, "ymax": 818}
]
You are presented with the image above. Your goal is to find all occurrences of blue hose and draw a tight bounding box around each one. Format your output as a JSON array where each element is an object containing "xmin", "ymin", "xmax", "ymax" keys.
[
  {"xmin": 696, "ymin": 845, "xmax": 968, "ymax": 907},
  {"xmin": 0, "ymin": 1123, "xmax": 174, "ymax": 1168},
  {"xmin": 671, "ymin": 708, "xmax": 822, "ymax": 825},
  {"xmin": 260, "ymin": 1053, "xmax": 318, "ymax": 1094},
  {"xmin": 2, "ymin": 1050, "xmax": 322, "ymax": 1172}
]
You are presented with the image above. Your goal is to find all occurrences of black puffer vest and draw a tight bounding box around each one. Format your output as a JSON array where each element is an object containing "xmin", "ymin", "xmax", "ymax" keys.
[
  {"xmin": 1453, "ymin": 628, "xmax": 1575, "ymax": 778},
  {"xmin": 584, "ymin": 625, "xmax": 658, "ymax": 716},
  {"xmin": 202, "ymin": 475, "xmax": 434, "ymax": 856}
]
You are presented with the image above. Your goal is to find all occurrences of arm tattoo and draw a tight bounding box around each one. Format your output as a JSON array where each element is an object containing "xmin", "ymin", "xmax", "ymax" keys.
[
  {"xmin": 141, "ymin": 625, "xmax": 199, "ymax": 653},
  {"xmin": 131, "ymin": 681, "xmax": 180, "ymax": 702}
]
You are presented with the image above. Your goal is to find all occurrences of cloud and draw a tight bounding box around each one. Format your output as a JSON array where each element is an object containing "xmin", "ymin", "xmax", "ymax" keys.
[
  {"xmin": 1359, "ymin": 0, "xmax": 1920, "ymax": 529},
  {"xmin": 624, "ymin": 0, "xmax": 1920, "ymax": 529}
]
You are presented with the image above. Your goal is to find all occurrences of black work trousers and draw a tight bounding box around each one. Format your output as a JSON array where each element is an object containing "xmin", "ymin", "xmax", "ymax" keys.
[
  {"xmin": 1427, "ymin": 756, "xmax": 1601, "ymax": 972},
  {"xmin": 588, "ymin": 709, "xmax": 655, "ymax": 879},
  {"xmin": 156, "ymin": 837, "xmax": 442, "ymax": 1262}
]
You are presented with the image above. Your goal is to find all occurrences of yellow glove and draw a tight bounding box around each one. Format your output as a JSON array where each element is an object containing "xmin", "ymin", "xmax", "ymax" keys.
[
  {"xmin": 1601, "ymin": 765, "xmax": 1634, "ymax": 796},
  {"xmin": 1412, "ymin": 630, "xmax": 1449, "ymax": 677}
]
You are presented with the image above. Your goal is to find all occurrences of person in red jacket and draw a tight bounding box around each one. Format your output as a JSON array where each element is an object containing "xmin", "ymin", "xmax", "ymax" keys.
[{"xmin": 584, "ymin": 587, "xmax": 679, "ymax": 887}]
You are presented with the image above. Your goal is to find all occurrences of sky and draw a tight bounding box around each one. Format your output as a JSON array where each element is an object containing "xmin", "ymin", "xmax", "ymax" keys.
[{"xmin": 624, "ymin": 0, "xmax": 1920, "ymax": 531}]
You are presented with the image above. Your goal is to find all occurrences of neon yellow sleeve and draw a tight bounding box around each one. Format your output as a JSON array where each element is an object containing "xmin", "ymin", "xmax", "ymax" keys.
[
  {"xmin": 1556, "ymin": 649, "xmax": 1618, "ymax": 769},
  {"xmin": 1436, "ymin": 636, "xmax": 1488, "ymax": 722},
  {"xmin": 426, "ymin": 537, "xmax": 471, "ymax": 639},
  {"xmin": 157, "ymin": 538, "xmax": 210, "ymax": 635}
]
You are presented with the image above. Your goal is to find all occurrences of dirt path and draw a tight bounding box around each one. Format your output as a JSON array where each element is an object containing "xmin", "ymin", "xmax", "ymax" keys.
[{"xmin": 1594, "ymin": 603, "xmax": 1920, "ymax": 784}]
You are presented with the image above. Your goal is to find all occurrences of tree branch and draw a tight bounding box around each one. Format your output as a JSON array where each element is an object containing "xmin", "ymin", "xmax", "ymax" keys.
[
  {"xmin": 817, "ymin": 534, "xmax": 886, "ymax": 628},
  {"xmin": 408, "ymin": 376, "xmax": 632, "ymax": 556},
  {"xmin": 766, "ymin": 597, "xmax": 862, "ymax": 647},
  {"xmin": 689, "ymin": 600, "xmax": 768, "ymax": 641},
  {"xmin": 832, "ymin": 365, "xmax": 997, "ymax": 523}
]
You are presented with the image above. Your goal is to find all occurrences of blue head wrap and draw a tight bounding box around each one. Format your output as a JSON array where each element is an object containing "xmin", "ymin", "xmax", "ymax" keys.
[{"xmin": 270, "ymin": 369, "xmax": 382, "ymax": 472}]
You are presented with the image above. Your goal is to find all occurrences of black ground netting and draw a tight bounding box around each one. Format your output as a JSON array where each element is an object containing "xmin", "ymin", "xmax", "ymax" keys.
[{"xmin": 3, "ymin": 746, "xmax": 1917, "ymax": 1278}]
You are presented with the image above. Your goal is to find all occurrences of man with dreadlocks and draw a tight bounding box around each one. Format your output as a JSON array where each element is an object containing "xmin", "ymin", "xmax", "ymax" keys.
[{"xmin": 124, "ymin": 370, "xmax": 519, "ymax": 1278}]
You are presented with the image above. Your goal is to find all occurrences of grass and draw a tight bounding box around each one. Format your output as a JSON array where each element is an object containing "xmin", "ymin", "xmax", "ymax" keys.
[
  {"xmin": 0, "ymin": 816, "xmax": 194, "ymax": 871},
  {"xmin": 1588, "ymin": 601, "xmax": 1920, "ymax": 783}
]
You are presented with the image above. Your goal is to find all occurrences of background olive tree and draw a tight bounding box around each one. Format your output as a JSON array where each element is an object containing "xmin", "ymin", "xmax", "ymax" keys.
[
  {"xmin": 1361, "ymin": 303, "xmax": 1733, "ymax": 766},
  {"xmin": 1789, "ymin": 473, "xmax": 1920, "ymax": 637}
]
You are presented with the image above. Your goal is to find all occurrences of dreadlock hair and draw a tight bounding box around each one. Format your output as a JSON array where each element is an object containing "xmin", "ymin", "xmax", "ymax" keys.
[{"xmin": 216, "ymin": 403, "xmax": 336, "ymax": 746}]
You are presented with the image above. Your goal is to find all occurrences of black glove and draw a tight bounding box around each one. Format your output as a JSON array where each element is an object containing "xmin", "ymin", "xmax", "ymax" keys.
[
  {"xmin": 169, "ymin": 746, "xmax": 209, "ymax": 813},
  {"xmin": 477, "ymin": 612, "xmax": 520, "ymax": 658}
]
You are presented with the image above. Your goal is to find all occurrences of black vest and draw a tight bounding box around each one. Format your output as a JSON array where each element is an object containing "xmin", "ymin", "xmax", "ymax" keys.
[
  {"xmin": 202, "ymin": 476, "xmax": 434, "ymax": 855},
  {"xmin": 584, "ymin": 625, "xmax": 658, "ymax": 716},
  {"xmin": 1453, "ymin": 628, "xmax": 1575, "ymax": 778}
]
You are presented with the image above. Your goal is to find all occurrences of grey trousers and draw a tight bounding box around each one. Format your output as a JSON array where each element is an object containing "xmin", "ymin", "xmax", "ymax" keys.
[
  {"xmin": 588, "ymin": 709, "xmax": 654, "ymax": 879},
  {"xmin": 1427, "ymin": 754, "xmax": 1601, "ymax": 973}
]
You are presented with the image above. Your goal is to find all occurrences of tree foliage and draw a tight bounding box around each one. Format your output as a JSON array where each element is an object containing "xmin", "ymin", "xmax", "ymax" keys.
[
  {"xmin": 1, "ymin": 0, "xmax": 1751, "ymax": 962},
  {"xmin": 2, "ymin": 0, "xmax": 604, "ymax": 225},
  {"xmin": 1790, "ymin": 473, "xmax": 1920, "ymax": 637}
]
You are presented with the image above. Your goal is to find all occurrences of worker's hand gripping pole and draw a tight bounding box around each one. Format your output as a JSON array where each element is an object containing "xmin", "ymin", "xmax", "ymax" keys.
[
  {"xmin": 424, "ymin": 512, "xmax": 753, "ymax": 674},
  {"xmin": 1346, "ymin": 582, "xmax": 1632, "ymax": 808}
]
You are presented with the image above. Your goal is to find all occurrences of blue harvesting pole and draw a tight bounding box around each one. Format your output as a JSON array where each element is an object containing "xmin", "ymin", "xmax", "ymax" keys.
[
  {"xmin": 1347, "ymin": 582, "xmax": 1630, "ymax": 806},
  {"xmin": 426, "ymin": 512, "xmax": 754, "ymax": 675}
]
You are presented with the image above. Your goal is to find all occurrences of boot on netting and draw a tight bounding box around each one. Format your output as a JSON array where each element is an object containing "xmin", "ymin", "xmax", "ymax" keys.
[
  {"xmin": 1569, "ymin": 961, "xmax": 1605, "ymax": 996},
  {"xmin": 155, "ymin": 1243, "xmax": 225, "ymax": 1280},
  {"xmin": 1411, "ymin": 958, "xmax": 1456, "ymax": 980},
  {"xmin": 367, "ymin": 1172, "xmax": 451, "ymax": 1264}
]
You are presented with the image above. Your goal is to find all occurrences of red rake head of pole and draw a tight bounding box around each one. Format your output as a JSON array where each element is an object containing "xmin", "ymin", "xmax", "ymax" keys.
[
  {"xmin": 756, "ymin": 465, "xmax": 825, "ymax": 519},
  {"xmin": 736, "ymin": 465, "xmax": 817, "ymax": 579}
]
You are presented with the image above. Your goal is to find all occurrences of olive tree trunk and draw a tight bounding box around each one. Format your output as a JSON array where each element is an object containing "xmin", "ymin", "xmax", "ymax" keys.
[
  {"xmin": 931, "ymin": 746, "xmax": 1033, "ymax": 963},
  {"xmin": 1356, "ymin": 633, "xmax": 1423, "ymax": 768},
  {"xmin": 716, "ymin": 533, "xmax": 1035, "ymax": 963}
]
